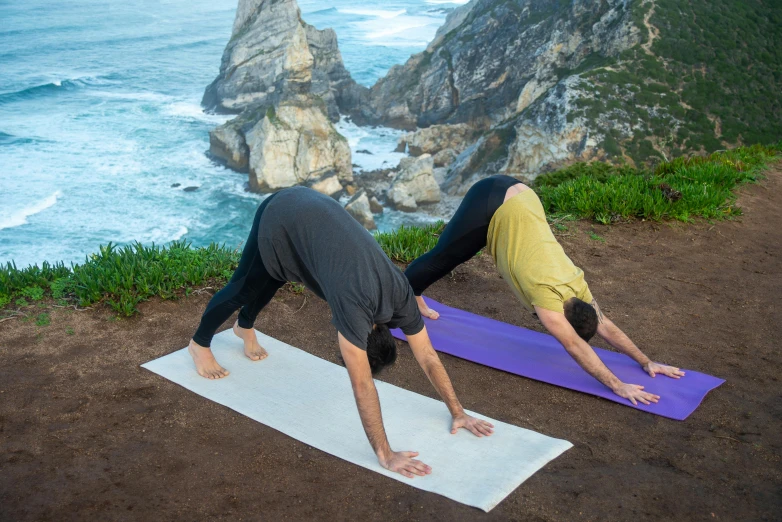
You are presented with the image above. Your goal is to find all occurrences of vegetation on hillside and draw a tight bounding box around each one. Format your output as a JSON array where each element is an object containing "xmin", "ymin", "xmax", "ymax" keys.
[
  {"xmin": 1, "ymin": 144, "xmax": 777, "ymax": 317},
  {"xmin": 535, "ymin": 144, "xmax": 778, "ymax": 223},
  {"xmin": 569, "ymin": 0, "xmax": 782, "ymax": 164}
]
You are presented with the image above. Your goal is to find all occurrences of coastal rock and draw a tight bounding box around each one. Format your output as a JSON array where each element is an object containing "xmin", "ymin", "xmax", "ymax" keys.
[
  {"xmin": 245, "ymin": 96, "xmax": 352, "ymax": 192},
  {"xmin": 386, "ymin": 186, "xmax": 417, "ymax": 212},
  {"xmin": 346, "ymin": 0, "xmax": 644, "ymax": 192},
  {"xmin": 369, "ymin": 196, "xmax": 383, "ymax": 214},
  {"xmin": 344, "ymin": 189, "xmax": 376, "ymax": 229},
  {"xmin": 362, "ymin": 0, "xmax": 640, "ymax": 131},
  {"xmin": 397, "ymin": 124, "xmax": 476, "ymax": 157},
  {"xmin": 209, "ymin": 120, "xmax": 250, "ymax": 171},
  {"xmin": 202, "ymin": 0, "xmax": 365, "ymax": 120},
  {"xmin": 433, "ymin": 148, "xmax": 459, "ymax": 167},
  {"xmin": 390, "ymin": 154, "xmax": 440, "ymax": 205},
  {"xmin": 203, "ymin": 0, "xmax": 367, "ymax": 195},
  {"xmin": 308, "ymin": 173, "xmax": 343, "ymax": 197}
]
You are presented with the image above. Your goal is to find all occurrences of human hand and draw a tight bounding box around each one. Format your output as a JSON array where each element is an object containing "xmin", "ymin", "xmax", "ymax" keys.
[
  {"xmin": 379, "ymin": 451, "xmax": 432, "ymax": 478},
  {"xmin": 451, "ymin": 413, "xmax": 494, "ymax": 437},
  {"xmin": 415, "ymin": 296, "xmax": 440, "ymax": 320},
  {"xmin": 613, "ymin": 383, "xmax": 660, "ymax": 406},
  {"xmin": 643, "ymin": 361, "xmax": 686, "ymax": 379}
]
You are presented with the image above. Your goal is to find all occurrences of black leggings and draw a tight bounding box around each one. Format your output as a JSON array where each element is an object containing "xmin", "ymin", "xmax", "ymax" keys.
[
  {"xmin": 404, "ymin": 175, "xmax": 522, "ymax": 295},
  {"xmin": 192, "ymin": 194, "xmax": 285, "ymax": 347}
]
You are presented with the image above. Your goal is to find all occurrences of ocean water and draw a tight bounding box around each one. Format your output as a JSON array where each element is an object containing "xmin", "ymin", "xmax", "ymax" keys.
[{"xmin": 0, "ymin": 0, "xmax": 463, "ymax": 268}]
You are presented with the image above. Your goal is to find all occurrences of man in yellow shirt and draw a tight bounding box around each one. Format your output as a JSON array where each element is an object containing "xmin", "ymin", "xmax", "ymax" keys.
[{"xmin": 405, "ymin": 175, "xmax": 685, "ymax": 406}]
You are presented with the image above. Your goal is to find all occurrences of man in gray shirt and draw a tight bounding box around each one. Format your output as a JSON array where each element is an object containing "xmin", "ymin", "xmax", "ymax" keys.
[{"xmin": 188, "ymin": 187, "xmax": 493, "ymax": 478}]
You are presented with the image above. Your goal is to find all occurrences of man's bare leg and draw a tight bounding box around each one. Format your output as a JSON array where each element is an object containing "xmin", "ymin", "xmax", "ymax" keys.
[
  {"xmin": 233, "ymin": 321, "xmax": 269, "ymax": 361},
  {"xmin": 416, "ymin": 295, "xmax": 440, "ymax": 320},
  {"xmin": 188, "ymin": 340, "xmax": 230, "ymax": 379}
]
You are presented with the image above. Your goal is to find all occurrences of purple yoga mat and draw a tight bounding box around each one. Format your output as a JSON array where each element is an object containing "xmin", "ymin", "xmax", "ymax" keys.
[{"xmin": 392, "ymin": 298, "xmax": 724, "ymax": 421}]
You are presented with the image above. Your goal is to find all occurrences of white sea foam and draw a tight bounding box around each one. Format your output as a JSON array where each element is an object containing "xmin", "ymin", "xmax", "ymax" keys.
[
  {"xmin": 86, "ymin": 90, "xmax": 173, "ymax": 103},
  {"xmin": 336, "ymin": 117, "xmax": 406, "ymax": 172},
  {"xmin": 163, "ymin": 101, "xmax": 231, "ymax": 124},
  {"xmin": 337, "ymin": 8, "xmax": 406, "ymax": 18},
  {"xmin": 0, "ymin": 191, "xmax": 61, "ymax": 230},
  {"xmin": 356, "ymin": 14, "xmax": 442, "ymax": 41},
  {"xmin": 369, "ymin": 40, "xmax": 431, "ymax": 48},
  {"xmin": 425, "ymin": 0, "xmax": 469, "ymax": 4}
]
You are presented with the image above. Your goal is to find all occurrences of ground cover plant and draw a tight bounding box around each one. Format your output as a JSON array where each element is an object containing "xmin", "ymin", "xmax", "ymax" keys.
[
  {"xmin": 1, "ymin": 145, "xmax": 777, "ymax": 317},
  {"xmin": 373, "ymin": 221, "xmax": 445, "ymax": 263},
  {"xmin": 567, "ymin": 0, "xmax": 782, "ymax": 164},
  {"xmin": 535, "ymin": 144, "xmax": 779, "ymax": 223}
]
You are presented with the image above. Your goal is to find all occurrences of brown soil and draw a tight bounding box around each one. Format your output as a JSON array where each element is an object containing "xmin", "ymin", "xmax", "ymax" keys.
[{"xmin": 2, "ymin": 169, "xmax": 781, "ymax": 521}]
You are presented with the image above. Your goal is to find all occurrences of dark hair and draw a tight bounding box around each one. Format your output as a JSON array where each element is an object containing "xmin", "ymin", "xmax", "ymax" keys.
[
  {"xmin": 366, "ymin": 324, "xmax": 397, "ymax": 374},
  {"xmin": 564, "ymin": 298, "xmax": 598, "ymax": 342}
]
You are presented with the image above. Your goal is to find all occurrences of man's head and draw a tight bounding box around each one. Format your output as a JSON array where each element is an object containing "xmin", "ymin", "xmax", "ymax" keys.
[
  {"xmin": 366, "ymin": 324, "xmax": 397, "ymax": 374},
  {"xmin": 563, "ymin": 297, "xmax": 598, "ymax": 342}
]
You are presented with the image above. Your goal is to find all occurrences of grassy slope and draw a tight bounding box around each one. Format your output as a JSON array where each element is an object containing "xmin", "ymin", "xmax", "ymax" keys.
[
  {"xmin": 0, "ymin": 144, "xmax": 777, "ymax": 317},
  {"xmin": 570, "ymin": 0, "xmax": 782, "ymax": 164}
]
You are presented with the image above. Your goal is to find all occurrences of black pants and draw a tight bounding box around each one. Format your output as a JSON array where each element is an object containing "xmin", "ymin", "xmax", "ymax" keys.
[
  {"xmin": 404, "ymin": 175, "xmax": 522, "ymax": 295},
  {"xmin": 192, "ymin": 194, "xmax": 285, "ymax": 347}
]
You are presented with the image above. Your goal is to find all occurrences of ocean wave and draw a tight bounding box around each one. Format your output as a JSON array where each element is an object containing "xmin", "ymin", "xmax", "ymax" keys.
[
  {"xmin": 85, "ymin": 90, "xmax": 173, "ymax": 103},
  {"xmin": 369, "ymin": 40, "xmax": 432, "ymax": 48},
  {"xmin": 0, "ymin": 132, "xmax": 50, "ymax": 147},
  {"xmin": 147, "ymin": 225, "xmax": 189, "ymax": 244},
  {"xmin": 162, "ymin": 101, "xmax": 231, "ymax": 123},
  {"xmin": 0, "ymin": 191, "xmax": 61, "ymax": 230},
  {"xmin": 0, "ymin": 76, "xmax": 117, "ymax": 105},
  {"xmin": 355, "ymin": 14, "xmax": 443, "ymax": 41},
  {"xmin": 336, "ymin": 117, "xmax": 406, "ymax": 172},
  {"xmin": 337, "ymin": 8, "xmax": 407, "ymax": 19},
  {"xmin": 425, "ymin": 0, "xmax": 469, "ymax": 4},
  {"xmin": 150, "ymin": 38, "xmax": 224, "ymax": 53},
  {"xmin": 305, "ymin": 7, "xmax": 339, "ymax": 16}
]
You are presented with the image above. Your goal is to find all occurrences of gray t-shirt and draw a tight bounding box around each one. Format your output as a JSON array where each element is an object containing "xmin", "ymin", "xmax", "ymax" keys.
[{"xmin": 258, "ymin": 187, "xmax": 424, "ymax": 349}]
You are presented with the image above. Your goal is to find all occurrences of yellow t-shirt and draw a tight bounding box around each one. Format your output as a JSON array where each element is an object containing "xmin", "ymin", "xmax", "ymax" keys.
[{"xmin": 487, "ymin": 189, "xmax": 592, "ymax": 314}]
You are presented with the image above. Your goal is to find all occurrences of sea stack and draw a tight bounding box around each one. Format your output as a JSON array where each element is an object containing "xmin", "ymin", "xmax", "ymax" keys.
[{"xmin": 203, "ymin": 0, "xmax": 366, "ymax": 195}]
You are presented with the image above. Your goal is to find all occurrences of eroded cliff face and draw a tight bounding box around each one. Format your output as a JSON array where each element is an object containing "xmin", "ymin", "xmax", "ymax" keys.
[
  {"xmin": 343, "ymin": 0, "xmax": 641, "ymax": 191},
  {"xmin": 360, "ymin": 0, "xmax": 639, "ymax": 130},
  {"xmin": 203, "ymin": 0, "xmax": 365, "ymax": 196}
]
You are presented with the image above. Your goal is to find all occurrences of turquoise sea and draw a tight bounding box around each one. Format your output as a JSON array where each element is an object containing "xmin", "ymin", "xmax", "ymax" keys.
[{"xmin": 0, "ymin": 0, "xmax": 465, "ymax": 267}]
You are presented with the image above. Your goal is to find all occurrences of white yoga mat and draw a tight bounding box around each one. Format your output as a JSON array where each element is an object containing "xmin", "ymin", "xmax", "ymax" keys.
[{"xmin": 142, "ymin": 329, "xmax": 572, "ymax": 512}]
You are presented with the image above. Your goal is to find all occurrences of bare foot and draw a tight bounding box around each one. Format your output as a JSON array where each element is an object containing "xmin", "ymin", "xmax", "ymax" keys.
[
  {"xmin": 233, "ymin": 321, "xmax": 269, "ymax": 361},
  {"xmin": 416, "ymin": 295, "xmax": 439, "ymax": 320},
  {"xmin": 187, "ymin": 340, "xmax": 229, "ymax": 379}
]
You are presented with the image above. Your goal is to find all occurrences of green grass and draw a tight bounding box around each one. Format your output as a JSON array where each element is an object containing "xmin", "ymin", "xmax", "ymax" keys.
[
  {"xmin": 536, "ymin": 144, "xmax": 778, "ymax": 224},
  {"xmin": 587, "ymin": 231, "xmax": 605, "ymax": 242},
  {"xmin": 567, "ymin": 0, "xmax": 782, "ymax": 163},
  {"xmin": 1, "ymin": 241, "xmax": 240, "ymax": 317},
  {"xmin": 374, "ymin": 221, "xmax": 445, "ymax": 263}
]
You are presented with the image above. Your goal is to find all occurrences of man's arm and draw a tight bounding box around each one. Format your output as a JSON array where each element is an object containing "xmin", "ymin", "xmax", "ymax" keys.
[
  {"xmin": 535, "ymin": 307, "xmax": 660, "ymax": 405},
  {"xmin": 405, "ymin": 327, "xmax": 494, "ymax": 436},
  {"xmin": 592, "ymin": 300, "xmax": 685, "ymax": 379},
  {"xmin": 338, "ymin": 333, "xmax": 431, "ymax": 478}
]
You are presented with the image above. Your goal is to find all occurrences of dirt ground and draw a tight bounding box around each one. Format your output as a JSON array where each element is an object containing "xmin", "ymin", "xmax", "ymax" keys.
[{"xmin": 2, "ymin": 168, "xmax": 781, "ymax": 521}]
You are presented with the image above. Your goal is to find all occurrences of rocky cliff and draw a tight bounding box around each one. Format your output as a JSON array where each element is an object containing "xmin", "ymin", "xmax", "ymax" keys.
[
  {"xmin": 351, "ymin": 0, "xmax": 781, "ymax": 194},
  {"xmin": 204, "ymin": 0, "xmax": 366, "ymax": 195},
  {"xmin": 206, "ymin": 0, "xmax": 782, "ymax": 203},
  {"xmin": 347, "ymin": 0, "xmax": 641, "ymax": 193}
]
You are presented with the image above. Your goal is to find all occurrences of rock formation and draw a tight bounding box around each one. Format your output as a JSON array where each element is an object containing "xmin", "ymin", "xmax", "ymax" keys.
[
  {"xmin": 396, "ymin": 123, "xmax": 476, "ymax": 168},
  {"xmin": 204, "ymin": 0, "xmax": 366, "ymax": 195},
  {"xmin": 386, "ymin": 154, "xmax": 441, "ymax": 212},
  {"xmin": 208, "ymin": 0, "xmax": 781, "ymax": 204},
  {"xmin": 344, "ymin": 189, "xmax": 376, "ymax": 229},
  {"xmin": 244, "ymin": 95, "xmax": 352, "ymax": 194},
  {"xmin": 342, "ymin": 0, "xmax": 642, "ymax": 193}
]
